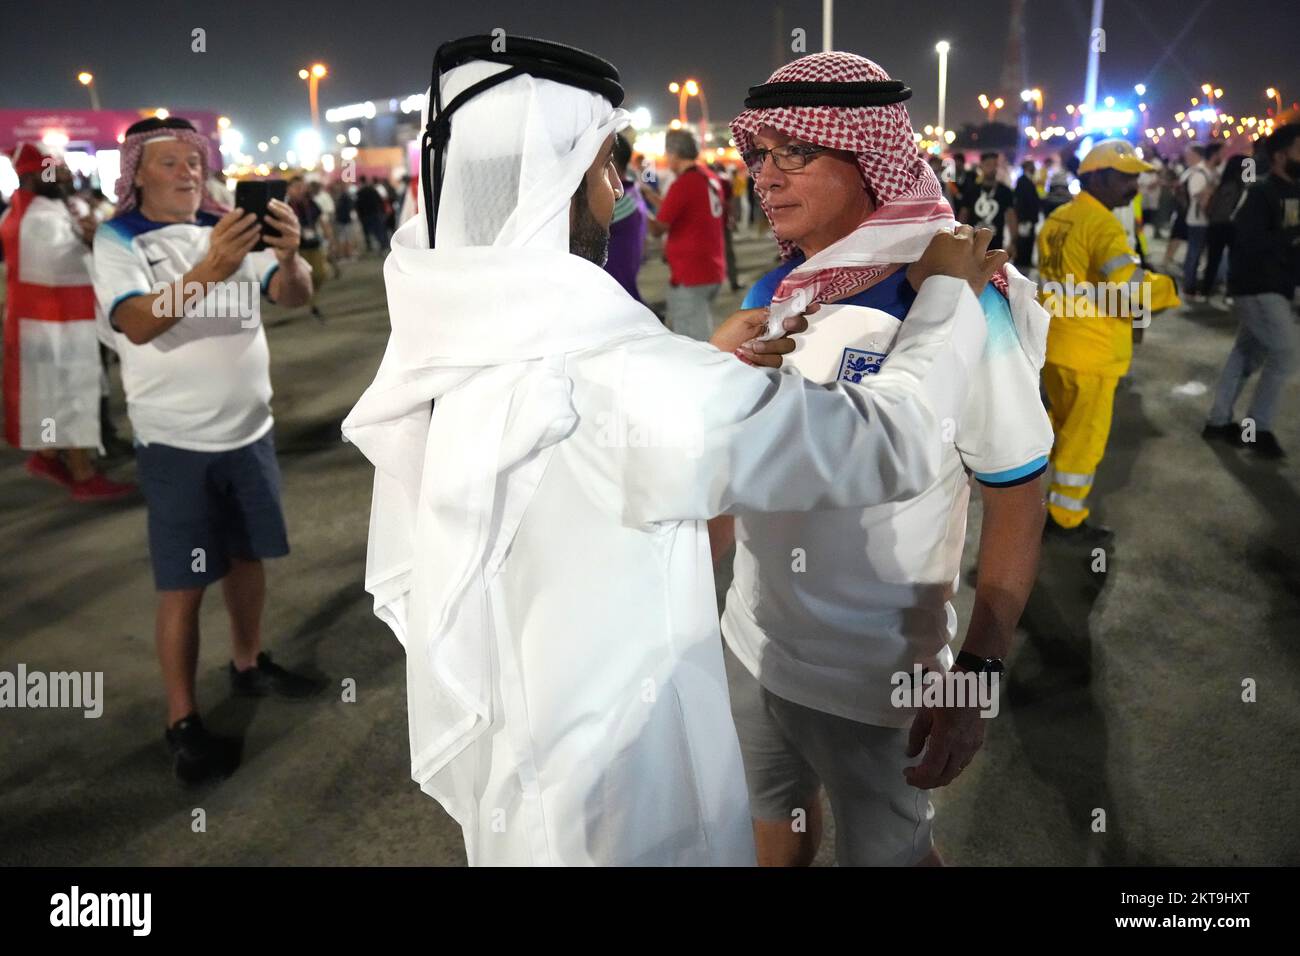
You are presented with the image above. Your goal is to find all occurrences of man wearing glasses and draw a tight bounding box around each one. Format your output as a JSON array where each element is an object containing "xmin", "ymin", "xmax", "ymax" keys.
[{"xmin": 716, "ymin": 52, "xmax": 1053, "ymax": 866}]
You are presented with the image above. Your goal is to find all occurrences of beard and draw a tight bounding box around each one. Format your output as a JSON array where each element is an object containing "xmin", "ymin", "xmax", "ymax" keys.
[{"xmin": 569, "ymin": 180, "xmax": 610, "ymax": 267}]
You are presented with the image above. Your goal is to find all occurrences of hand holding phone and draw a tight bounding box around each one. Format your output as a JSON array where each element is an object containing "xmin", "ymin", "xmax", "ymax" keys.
[{"xmin": 233, "ymin": 179, "xmax": 289, "ymax": 251}]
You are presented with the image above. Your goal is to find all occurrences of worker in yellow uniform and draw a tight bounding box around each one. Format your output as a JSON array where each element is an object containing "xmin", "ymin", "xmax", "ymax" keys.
[{"xmin": 1037, "ymin": 139, "xmax": 1181, "ymax": 543}]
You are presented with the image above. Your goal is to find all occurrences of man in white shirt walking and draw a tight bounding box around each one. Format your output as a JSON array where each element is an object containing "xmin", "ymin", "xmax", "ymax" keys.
[{"xmin": 1181, "ymin": 142, "xmax": 1223, "ymax": 302}]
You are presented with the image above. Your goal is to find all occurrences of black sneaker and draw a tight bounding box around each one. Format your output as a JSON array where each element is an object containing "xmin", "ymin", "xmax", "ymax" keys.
[
  {"xmin": 165, "ymin": 713, "xmax": 234, "ymax": 785},
  {"xmin": 1202, "ymin": 422, "xmax": 1245, "ymax": 446},
  {"xmin": 1043, "ymin": 518, "xmax": 1114, "ymax": 546},
  {"xmin": 229, "ymin": 652, "xmax": 324, "ymax": 699},
  {"xmin": 1248, "ymin": 430, "xmax": 1286, "ymax": 460}
]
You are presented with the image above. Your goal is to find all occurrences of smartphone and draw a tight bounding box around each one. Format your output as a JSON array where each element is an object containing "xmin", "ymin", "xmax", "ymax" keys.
[{"xmin": 234, "ymin": 179, "xmax": 289, "ymax": 251}]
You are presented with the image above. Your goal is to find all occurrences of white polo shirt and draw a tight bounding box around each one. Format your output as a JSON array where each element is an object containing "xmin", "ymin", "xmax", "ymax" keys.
[
  {"xmin": 92, "ymin": 209, "xmax": 280, "ymax": 451},
  {"xmin": 722, "ymin": 272, "xmax": 1053, "ymax": 728}
]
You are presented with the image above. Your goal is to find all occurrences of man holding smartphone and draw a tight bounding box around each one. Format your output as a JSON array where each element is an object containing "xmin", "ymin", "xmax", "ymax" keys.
[{"xmin": 91, "ymin": 116, "xmax": 319, "ymax": 784}]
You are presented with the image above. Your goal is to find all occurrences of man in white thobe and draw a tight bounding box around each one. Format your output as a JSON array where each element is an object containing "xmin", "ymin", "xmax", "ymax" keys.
[{"xmin": 343, "ymin": 36, "xmax": 999, "ymax": 866}]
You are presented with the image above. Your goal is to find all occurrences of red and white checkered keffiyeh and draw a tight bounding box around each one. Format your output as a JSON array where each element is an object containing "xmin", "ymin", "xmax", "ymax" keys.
[
  {"xmin": 731, "ymin": 52, "xmax": 1007, "ymax": 338},
  {"xmin": 114, "ymin": 124, "xmax": 228, "ymax": 217}
]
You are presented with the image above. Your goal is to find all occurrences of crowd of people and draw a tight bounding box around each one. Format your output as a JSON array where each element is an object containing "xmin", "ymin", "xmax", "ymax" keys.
[{"xmin": 2, "ymin": 36, "xmax": 1296, "ymax": 868}]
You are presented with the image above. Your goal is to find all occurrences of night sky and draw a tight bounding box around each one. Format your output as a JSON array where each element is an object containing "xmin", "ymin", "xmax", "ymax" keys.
[{"xmin": 4, "ymin": 0, "xmax": 1295, "ymax": 143}]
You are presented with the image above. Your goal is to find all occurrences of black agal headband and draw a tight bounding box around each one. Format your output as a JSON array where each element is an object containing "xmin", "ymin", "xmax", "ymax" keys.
[
  {"xmin": 421, "ymin": 34, "xmax": 624, "ymax": 247},
  {"xmin": 743, "ymin": 80, "xmax": 912, "ymax": 110}
]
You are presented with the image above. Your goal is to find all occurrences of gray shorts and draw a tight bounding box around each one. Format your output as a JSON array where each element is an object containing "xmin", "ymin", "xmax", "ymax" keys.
[
  {"xmin": 665, "ymin": 282, "xmax": 720, "ymax": 342},
  {"xmin": 724, "ymin": 645, "xmax": 934, "ymax": 866}
]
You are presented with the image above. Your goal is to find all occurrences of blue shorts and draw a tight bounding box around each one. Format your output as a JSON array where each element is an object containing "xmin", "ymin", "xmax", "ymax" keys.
[{"xmin": 135, "ymin": 431, "xmax": 290, "ymax": 591}]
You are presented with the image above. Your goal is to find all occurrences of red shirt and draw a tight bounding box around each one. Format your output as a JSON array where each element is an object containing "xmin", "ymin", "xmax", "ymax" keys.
[{"xmin": 657, "ymin": 165, "xmax": 726, "ymax": 287}]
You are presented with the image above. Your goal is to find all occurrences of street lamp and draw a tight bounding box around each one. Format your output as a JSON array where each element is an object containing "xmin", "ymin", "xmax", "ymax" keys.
[
  {"xmin": 669, "ymin": 79, "xmax": 709, "ymax": 142},
  {"xmin": 935, "ymin": 41, "xmax": 950, "ymax": 134},
  {"xmin": 77, "ymin": 71, "xmax": 100, "ymax": 110},
  {"xmin": 979, "ymin": 94, "xmax": 1004, "ymax": 122},
  {"xmin": 1020, "ymin": 88, "xmax": 1043, "ymax": 120},
  {"xmin": 299, "ymin": 62, "xmax": 328, "ymax": 130}
]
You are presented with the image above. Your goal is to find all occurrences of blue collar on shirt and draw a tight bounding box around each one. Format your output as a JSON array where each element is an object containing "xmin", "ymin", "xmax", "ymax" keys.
[
  {"xmin": 104, "ymin": 208, "xmax": 221, "ymax": 242},
  {"xmin": 741, "ymin": 255, "xmax": 918, "ymax": 319}
]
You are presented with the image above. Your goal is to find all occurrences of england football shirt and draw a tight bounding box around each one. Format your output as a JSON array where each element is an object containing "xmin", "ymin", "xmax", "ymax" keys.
[{"xmin": 724, "ymin": 259, "xmax": 1053, "ymax": 726}]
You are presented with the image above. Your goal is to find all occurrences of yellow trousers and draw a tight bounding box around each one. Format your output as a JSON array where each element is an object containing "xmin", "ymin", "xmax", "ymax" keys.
[{"xmin": 1042, "ymin": 363, "xmax": 1119, "ymax": 528}]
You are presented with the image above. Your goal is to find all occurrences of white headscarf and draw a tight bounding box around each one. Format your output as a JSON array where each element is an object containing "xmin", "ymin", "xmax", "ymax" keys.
[{"xmin": 341, "ymin": 61, "xmax": 663, "ymax": 826}]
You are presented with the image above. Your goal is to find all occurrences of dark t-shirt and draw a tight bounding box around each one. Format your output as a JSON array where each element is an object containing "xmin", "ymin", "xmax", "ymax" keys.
[
  {"xmin": 290, "ymin": 196, "xmax": 322, "ymax": 249},
  {"xmin": 960, "ymin": 181, "xmax": 1015, "ymax": 249},
  {"xmin": 1228, "ymin": 174, "xmax": 1300, "ymax": 298},
  {"xmin": 355, "ymin": 185, "xmax": 382, "ymax": 219}
]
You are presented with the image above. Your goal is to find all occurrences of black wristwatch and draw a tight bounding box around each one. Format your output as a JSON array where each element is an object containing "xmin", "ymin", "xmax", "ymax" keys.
[{"xmin": 955, "ymin": 651, "xmax": 1005, "ymax": 674}]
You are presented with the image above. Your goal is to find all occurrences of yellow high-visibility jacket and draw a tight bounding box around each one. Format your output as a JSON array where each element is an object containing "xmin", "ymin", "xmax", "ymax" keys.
[{"xmin": 1037, "ymin": 190, "xmax": 1180, "ymax": 377}]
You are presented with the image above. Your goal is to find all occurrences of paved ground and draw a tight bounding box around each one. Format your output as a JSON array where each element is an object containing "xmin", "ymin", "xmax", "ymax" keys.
[{"xmin": 2, "ymin": 231, "xmax": 1298, "ymax": 866}]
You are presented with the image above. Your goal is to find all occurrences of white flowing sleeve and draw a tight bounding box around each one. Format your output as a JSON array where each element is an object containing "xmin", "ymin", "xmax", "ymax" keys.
[{"xmin": 621, "ymin": 274, "xmax": 987, "ymax": 524}]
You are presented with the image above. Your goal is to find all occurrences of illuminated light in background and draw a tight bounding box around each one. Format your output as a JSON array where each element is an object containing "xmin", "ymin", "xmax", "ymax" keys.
[
  {"xmin": 220, "ymin": 127, "xmax": 244, "ymax": 156},
  {"xmin": 324, "ymin": 101, "xmax": 376, "ymax": 123},
  {"xmin": 294, "ymin": 128, "xmax": 323, "ymax": 168},
  {"xmin": 96, "ymin": 149, "xmax": 120, "ymax": 198},
  {"xmin": 1080, "ymin": 109, "xmax": 1134, "ymax": 131},
  {"xmin": 630, "ymin": 107, "xmax": 652, "ymax": 130},
  {"xmin": 399, "ymin": 93, "xmax": 426, "ymax": 114},
  {"xmin": 321, "ymin": 154, "xmax": 336, "ymax": 173},
  {"xmin": 347, "ymin": 126, "xmax": 361, "ymax": 146},
  {"xmin": 155, "ymin": 108, "xmax": 169, "ymax": 119},
  {"xmin": 0, "ymin": 156, "xmax": 19, "ymax": 199},
  {"xmin": 635, "ymin": 130, "xmax": 666, "ymax": 158}
]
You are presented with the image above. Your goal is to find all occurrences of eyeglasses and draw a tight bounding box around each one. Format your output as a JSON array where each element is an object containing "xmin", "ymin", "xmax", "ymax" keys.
[{"xmin": 741, "ymin": 144, "xmax": 829, "ymax": 176}]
